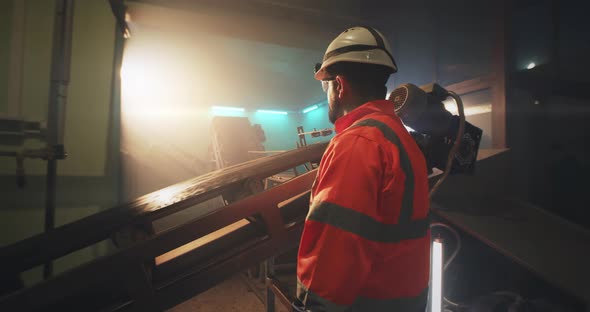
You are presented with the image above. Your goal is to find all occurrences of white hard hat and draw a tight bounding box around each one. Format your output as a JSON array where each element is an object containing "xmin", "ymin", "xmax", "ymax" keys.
[{"xmin": 314, "ymin": 26, "xmax": 398, "ymax": 81}]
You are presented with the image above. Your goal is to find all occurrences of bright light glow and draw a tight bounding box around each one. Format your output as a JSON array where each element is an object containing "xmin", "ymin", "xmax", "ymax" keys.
[
  {"xmin": 443, "ymin": 99, "xmax": 492, "ymax": 116},
  {"xmin": 527, "ymin": 62, "xmax": 536, "ymax": 70},
  {"xmin": 432, "ymin": 240, "xmax": 443, "ymax": 312},
  {"xmin": 154, "ymin": 185, "xmax": 185, "ymax": 207},
  {"xmin": 120, "ymin": 40, "xmax": 208, "ymax": 120},
  {"xmin": 120, "ymin": 50, "xmax": 188, "ymax": 105},
  {"xmin": 302, "ymin": 105, "xmax": 319, "ymax": 114},
  {"xmin": 212, "ymin": 106, "xmax": 245, "ymax": 112},
  {"xmin": 257, "ymin": 109, "xmax": 288, "ymax": 115}
]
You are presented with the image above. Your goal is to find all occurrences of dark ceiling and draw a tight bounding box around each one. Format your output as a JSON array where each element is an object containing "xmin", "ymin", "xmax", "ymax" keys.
[{"xmin": 125, "ymin": 0, "xmax": 590, "ymax": 111}]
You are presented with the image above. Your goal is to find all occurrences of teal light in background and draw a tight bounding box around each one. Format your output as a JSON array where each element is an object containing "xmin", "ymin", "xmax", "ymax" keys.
[
  {"xmin": 257, "ymin": 109, "xmax": 288, "ymax": 115},
  {"xmin": 251, "ymin": 108, "xmax": 296, "ymax": 152},
  {"xmin": 302, "ymin": 104, "xmax": 319, "ymax": 114},
  {"xmin": 210, "ymin": 105, "xmax": 247, "ymax": 118},
  {"xmin": 211, "ymin": 105, "xmax": 245, "ymax": 112},
  {"xmin": 301, "ymin": 104, "xmax": 332, "ymax": 134}
]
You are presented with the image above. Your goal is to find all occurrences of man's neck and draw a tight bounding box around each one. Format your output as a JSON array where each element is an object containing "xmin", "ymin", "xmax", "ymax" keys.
[{"xmin": 342, "ymin": 96, "xmax": 384, "ymax": 115}]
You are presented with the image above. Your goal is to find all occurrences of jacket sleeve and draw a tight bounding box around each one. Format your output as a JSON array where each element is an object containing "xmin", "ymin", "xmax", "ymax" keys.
[{"xmin": 297, "ymin": 134, "xmax": 387, "ymax": 310}]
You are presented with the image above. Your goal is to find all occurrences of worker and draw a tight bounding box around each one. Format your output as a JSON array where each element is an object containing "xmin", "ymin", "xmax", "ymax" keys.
[{"xmin": 294, "ymin": 26, "xmax": 431, "ymax": 311}]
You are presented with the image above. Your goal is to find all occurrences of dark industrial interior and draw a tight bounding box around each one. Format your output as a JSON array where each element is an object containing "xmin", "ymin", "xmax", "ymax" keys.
[{"xmin": 0, "ymin": 0, "xmax": 588, "ymax": 311}]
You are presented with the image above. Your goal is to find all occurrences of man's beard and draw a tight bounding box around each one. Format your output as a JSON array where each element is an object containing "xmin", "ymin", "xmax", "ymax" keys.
[{"xmin": 328, "ymin": 99, "xmax": 342, "ymax": 124}]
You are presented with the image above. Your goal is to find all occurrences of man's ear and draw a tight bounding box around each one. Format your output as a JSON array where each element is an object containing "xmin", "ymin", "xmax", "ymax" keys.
[{"xmin": 335, "ymin": 76, "xmax": 348, "ymax": 99}]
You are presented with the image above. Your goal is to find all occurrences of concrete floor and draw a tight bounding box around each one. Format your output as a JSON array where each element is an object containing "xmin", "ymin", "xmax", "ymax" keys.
[{"xmin": 167, "ymin": 274, "xmax": 289, "ymax": 312}]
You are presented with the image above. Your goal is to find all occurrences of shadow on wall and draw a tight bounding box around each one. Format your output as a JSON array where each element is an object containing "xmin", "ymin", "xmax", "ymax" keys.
[{"xmin": 508, "ymin": 89, "xmax": 590, "ymax": 229}]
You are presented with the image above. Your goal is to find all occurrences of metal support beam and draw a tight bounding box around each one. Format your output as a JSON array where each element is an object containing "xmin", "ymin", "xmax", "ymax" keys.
[
  {"xmin": 265, "ymin": 257, "xmax": 276, "ymax": 312},
  {"xmin": 491, "ymin": 0, "xmax": 508, "ymax": 148},
  {"xmin": 6, "ymin": 0, "xmax": 25, "ymax": 117},
  {"xmin": 107, "ymin": 21, "xmax": 126, "ymax": 206},
  {"xmin": 0, "ymin": 142, "xmax": 328, "ymax": 277},
  {"xmin": 43, "ymin": 0, "xmax": 75, "ymax": 279},
  {"xmin": 0, "ymin": 169, "xmax": 318, "ymax": 311}
]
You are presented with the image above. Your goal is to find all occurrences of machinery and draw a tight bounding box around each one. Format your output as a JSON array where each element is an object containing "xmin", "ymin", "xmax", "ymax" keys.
[
  {"xmin": 2, "ymin": 2, "xmax": 486, "ymax": 309},
  {"xmin": 1, "ymin": 81, "xmax": 586, "ymax": 312},
  {"xmin": 0, "ymin": 142, "xmax": 327, "ymax": 311},
  {"xmin": 3, "ymin": 2, "xmax": 586, "ymax": 311},
  {"xmin": 0, "ymin": 79, "xmax": 484, "ymax": 311},
  {"xmin": 390, "ymin": 83, "xmax": 483, "ymax": 176}
]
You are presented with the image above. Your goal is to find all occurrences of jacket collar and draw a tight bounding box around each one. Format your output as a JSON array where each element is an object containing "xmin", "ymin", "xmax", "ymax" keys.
[{"xmin": 334, "ymin": 100, "xmax": 396, "ymax": 133}]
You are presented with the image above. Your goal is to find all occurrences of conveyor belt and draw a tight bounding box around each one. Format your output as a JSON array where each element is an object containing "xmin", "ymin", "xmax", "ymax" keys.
[{"xmin": 0, "ymin": 142, "xmax": 327, "ymax": 312}]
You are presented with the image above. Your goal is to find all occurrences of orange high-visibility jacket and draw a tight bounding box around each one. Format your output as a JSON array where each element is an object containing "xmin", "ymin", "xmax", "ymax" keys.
[{"xmin": 296, "ymin": 100, "xmax": 431, "ymax": 312}]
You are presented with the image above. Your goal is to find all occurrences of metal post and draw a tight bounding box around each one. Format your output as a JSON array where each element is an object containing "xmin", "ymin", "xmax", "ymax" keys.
[
  {"xmin": 7, "ymin": 0, "xmax": 25, "ymax": 117},
  {"xmin": 44, "ymin": 0, "xmax": 75, "ymax": 279},
  {"xmin": 491, "ymin": 0, "xmax": 507, "ymax": 149},
  {"xmin": 266, "ymin": 257, "xmax": 276, "ymax": 312},
  {"xmin": 108, "ymin": 23, "xmax": 125, "ymax": 206},
  {"xmin": 431, "ymin": 0, "xmax": 439, "ymax": 84}
]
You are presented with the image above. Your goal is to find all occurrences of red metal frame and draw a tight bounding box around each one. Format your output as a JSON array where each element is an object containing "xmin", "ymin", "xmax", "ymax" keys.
[{"xmin": 0, "ymin": 143, "xmax": 326, "ymax": 311}]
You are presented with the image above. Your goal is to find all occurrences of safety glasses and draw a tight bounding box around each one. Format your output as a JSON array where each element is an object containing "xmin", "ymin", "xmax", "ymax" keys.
[
  {"xmin": 321, "ymin": 79, "xmax": 335, "ymax": 93},
  {"xmin": 316, "ymin": 63, "xmax": 335, "ymax": 93}
]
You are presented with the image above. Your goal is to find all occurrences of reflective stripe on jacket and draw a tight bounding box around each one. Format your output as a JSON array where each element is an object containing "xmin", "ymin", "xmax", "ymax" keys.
[{"xmin": 296, "ymin": 100, "xmax": 431, "ymax": 311}]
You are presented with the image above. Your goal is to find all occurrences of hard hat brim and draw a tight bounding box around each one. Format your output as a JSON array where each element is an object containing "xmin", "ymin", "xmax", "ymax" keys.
[{"xmin": 314, "ymin": 49, "xmax": 397, "ymax": 81}]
